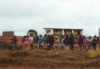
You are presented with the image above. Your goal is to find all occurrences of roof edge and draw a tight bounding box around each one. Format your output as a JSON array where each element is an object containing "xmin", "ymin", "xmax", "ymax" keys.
[{"xmin": 44, "ymin": 28, "xmax": 83, "ymax": 30}]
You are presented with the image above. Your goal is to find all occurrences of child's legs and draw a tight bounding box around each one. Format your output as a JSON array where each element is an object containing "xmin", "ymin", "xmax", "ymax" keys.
[
  {"xmin": 44, "ymin": 42, "xmax": 47, "ymax": 50},
  {"xmin": 12, "ymin": 43, "xmax": 17, "ymax": 49},
  {"xmin": 30, "ymin": 44, "xmax": 33, "ymax": 49},
  {"xmin": 55, "ymin": 46, "xmax": 58, "ymax": 49},
  {"xmin": 83, "ymin": 46, "xmax": 86, "ymax": 50},
  {"xmin": 61, "ymin": 46, "xmax": 64, "ymax": 50},
  {"xmin": 79, "ymin": 44, "xmax": 82, "ymax": 50},
  {"xmin": 74, "ymin": 45, "xmax": 79, "ymax": 51}
]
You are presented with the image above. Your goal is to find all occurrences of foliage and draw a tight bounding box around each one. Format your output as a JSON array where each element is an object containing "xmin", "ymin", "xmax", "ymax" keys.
[{"xmin": 28, "ymin": 29, "xmax": 37, "ymax": 35}]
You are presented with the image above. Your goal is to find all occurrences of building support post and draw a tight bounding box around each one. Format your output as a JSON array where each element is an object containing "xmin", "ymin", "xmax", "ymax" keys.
[
  {"xmin": 51, "ymin": 29, "xmax": 53, "ymax": 35},
  {"xmin": 72, "ymin": 30, "xmax": 74, "ymax": 34},
  {"xmin": 62, "ymin": 29, "xmax": 64, "ymax": 35}
]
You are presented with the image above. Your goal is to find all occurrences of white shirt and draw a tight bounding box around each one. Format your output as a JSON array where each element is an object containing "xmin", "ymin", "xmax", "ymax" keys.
[{"xmin": 29, "ymin": 37, "xmax": 34, "ymax": 42}]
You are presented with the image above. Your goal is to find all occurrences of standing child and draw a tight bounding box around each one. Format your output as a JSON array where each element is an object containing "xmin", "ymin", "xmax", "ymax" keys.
[
  {"xmin": 49, "ymin": 35, "xmax": 54, "ymax": 50},
  {"xmin": 29, "ymin": 35, "xmax": 34, "ymax": 49},
  {"xmin": 69, "ymin": 33, "xmax": 74, "ymax": 50},
  {"xmin": 60, "ymin": 36, "xmax": 64, "ymax": 50},
  {"xmin": 33, "ymin": 35, "xmax": 39, "ymax": 49},
  {"xmin": 11, "ymin": 36, "xmax": 18, "ymax": 49},
  {"xmin": 87, "ymin": 36, "xmax": 92, "ymax": 49},
  {"xmin": 74, "ymin": 37, "xmax": 79, "ymax": 51},
  {"xmin": 39, "ymin": 35, "xmax": 43, "ymax": 49},
  {"xmin": 64, "ymin": 35, "xmax": 70, "ymax": 50},
  {"xmin": 54, "ymin": 36, "xmax": 59, "ymax": 50},
  {"xmin": 19, "ymin": 36, "xmax": 25, "ymax": 47},
  {"xmin": 43, "ymin": 34, "xmax": 48, "ymax": 50},
  {"xmin": 24, "ymin": 36, "xmax": 29, "ymax": 46},
  {"xmin": 83, "ymin": 36, "xmax": 87, "ymax": 50},
  {"xmin": 78, "ymin": 35, "xmax": 83, "ymax": 50},
  {"xmin": 92, "ymin": 35, "xmax": 97, "ymax": 50}
]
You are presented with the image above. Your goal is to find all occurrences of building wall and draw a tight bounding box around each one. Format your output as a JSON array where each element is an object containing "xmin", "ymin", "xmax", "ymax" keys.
[
  {"xmin": 3, "ymin": 31, "xmax": 14, "ymax": 37},
  {"xmin": 44, "ymin": 29, "xmax": 53, "ymax": 35},
  {"xmin": 65, "ymin": 30, "xmax": 72, "ymax": 35},
  {"xmin": 53, "ymin": 29, "xmax": 62, "ymax": 38},
  {"xmin": 44, "ymin": 28, "xmax": 83, "ymax": 37}
]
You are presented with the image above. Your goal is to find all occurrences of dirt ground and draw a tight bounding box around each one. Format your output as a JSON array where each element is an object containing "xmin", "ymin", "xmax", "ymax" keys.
[{"xmin": 0, "ymin": 64, "xmax": 100, "ymax": 69}]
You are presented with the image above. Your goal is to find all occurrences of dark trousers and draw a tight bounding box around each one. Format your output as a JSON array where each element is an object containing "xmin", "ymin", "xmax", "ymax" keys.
[
  {"xmin": 30, "ymin": 44, "xmax": 33, "ymax": 49},
  {"xmin": 70, "ymin": 43, "xmax": 74, "ymax": 50},
  {"xmin": 50, "ymin": 43, "xmax": 53, "ymax": 50},
  {"xmin": 93, "ymin": 44, "xmax": 96, "ymax": 50},
  {"xmin": 79, "ymin": 44, "xmax": 82, "ymax": 51}
]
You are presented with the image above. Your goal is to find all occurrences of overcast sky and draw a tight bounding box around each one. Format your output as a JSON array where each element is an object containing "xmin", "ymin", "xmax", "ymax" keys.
[{"xmin": 0, "ymin": 0, "xmax": 100, "ymax": 36}]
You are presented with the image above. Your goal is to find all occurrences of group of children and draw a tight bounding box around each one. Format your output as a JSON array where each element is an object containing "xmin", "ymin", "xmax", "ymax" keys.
[
  {"xmin": 11, "ymin": 33, "xmax": 99, "ymax": 50},
  {"xmin": 60, "ymin": 34, "xmax": 98, "ymax": 51}
]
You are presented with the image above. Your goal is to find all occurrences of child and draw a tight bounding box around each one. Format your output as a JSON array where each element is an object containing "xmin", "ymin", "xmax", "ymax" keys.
[
  {"xmin": 92, "ymin": 35, "xmax": 97, "ymax": 50},
  {"xmin": 83, "ymin": 36, "xmax": 87, "ymax": 50},
  {"xmin": 18, "ymin": 36, "xmax": 25, "ymax": 47},
  {"xmin": 11, "ymin": 36, "xmax": 18, "ymax": 49},
  {"xmin": 43, "ymin": 34, "xmax": 48, "ymax": 50},
  {"xmin": 54, "ymin": 36, "xmax": 59, "ymax": 50},
  {"xmin": 60, "ymin": 36, "xmax": 64, "ymax": 50},
  {"xmin": 29, "ymin": 35, "xmax": 34, "ymax": 49},
  {"xmin": 33, "ymin": 35, "xmax": 38, "ymax": 49},
  {"xmin": 24, "ymin": 36, "xmax": 29, "ymax": 46},
  {"xmin": 64, "ymin": 35, "xmax": 70, "ymax": 50},
  {"xmin": 74, "ymin": 37, "xmax": 79, "ymax": 51},
  {"xmin": 87, "ymin": 36, "xmax": 92, "ymax": 49},
  {"xmin": 39, "ymin": 35, "xmax": 43, "ymax": 49}
]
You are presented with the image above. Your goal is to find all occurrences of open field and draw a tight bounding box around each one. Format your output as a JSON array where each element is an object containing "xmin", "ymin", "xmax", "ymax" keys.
[
  {"xmin": 0, "ymin": 36, "xmax": 100, "ymax": 69},
  {"xmin": 0, "ymin": 48, "xmax": 100, "ymax": 69}
]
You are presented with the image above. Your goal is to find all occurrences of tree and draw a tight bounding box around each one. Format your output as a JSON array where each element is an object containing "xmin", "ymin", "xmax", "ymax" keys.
[{"xmin": 28, "ymin": 29, "xmax": 37, "ymax": 35}]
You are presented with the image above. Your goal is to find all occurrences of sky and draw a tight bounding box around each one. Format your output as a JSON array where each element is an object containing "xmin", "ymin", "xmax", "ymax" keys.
[{"xmin": 0, "ymin": 0, "xmax": 100, "ymax": 36}]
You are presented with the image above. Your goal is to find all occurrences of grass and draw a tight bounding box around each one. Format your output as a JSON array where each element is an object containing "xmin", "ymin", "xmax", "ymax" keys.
[
  {"xmin": 0, "ymin": 48, "xmax": 99, "ymax": 64},
  {"xmin": 0, "ymin": 48, "xmax": 99, "ymax": 69},
  {"xmin": 0, "ymin": 36, "xmax": 100, "ymax": 68},
  {"xmin": 86, "ymin": 50, "xmax": 100, "ymax": 58}
]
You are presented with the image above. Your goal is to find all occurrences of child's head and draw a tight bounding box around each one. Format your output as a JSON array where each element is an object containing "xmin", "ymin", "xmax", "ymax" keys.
[
  {"xmin": 94, "ymin": 35, "xmax": 97, "ymax": 38},
  {"xmin": 55, "ymin": 36, "xmax": 58, "ymax": 40},
  {"xmin": 44, "ymin": 34, "xmax": 47, "ymax": 37},
  {"xmin": 83, "ymin": 36, "xmax": 85, "ymax": 39},
  {"xmin": 40, "ymin": 35, "xmax": 42, "ymax": 37},
  {"xmin": 75, "ymin": 36, "xmax": 78, "ymax": 39},
  {"xmin": 89, "ymin": 36, "xmax": 91, "ymax": 39}
]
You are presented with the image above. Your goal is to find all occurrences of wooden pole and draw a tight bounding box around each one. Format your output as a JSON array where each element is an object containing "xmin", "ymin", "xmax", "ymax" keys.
[{"xmin": 99, "ymin": 28, "xmax": 100, "ymax": 49}]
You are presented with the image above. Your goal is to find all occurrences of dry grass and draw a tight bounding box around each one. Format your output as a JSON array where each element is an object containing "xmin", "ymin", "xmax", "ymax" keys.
[
  {"xmin": 0, "ymin": 48, "xmax": 99, "ymax": 64},
  {"xmin": 0, "ymin": 36, "xmax": 100, "ymax": 68},
  {"xmin": 0, "ymin": 48, "xmax": 100, "ymax": 69},
  {"xmin": 86, "ymin": 50, "xmax": 100, "ymax": 58}
]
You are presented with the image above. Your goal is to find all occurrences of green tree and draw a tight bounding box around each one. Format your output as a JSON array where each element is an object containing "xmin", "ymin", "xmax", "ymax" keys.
[{"xmin": 28, "ymin": 29, "xmax": 38, "ymax": 35}]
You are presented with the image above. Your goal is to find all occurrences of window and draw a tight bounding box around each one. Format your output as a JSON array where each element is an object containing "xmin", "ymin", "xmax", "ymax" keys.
[
  {"xmin": 46, "ymin": 30, "xmax": 51, "ymax": 33},
  {"xmin": 54, "ymin": 29, "xmax": 62, "ymax": 32}
]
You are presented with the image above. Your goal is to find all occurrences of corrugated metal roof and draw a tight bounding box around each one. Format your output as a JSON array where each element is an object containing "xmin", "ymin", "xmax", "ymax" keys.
[{"xmin": 44, "ymin": 27, "xmax": 83, "ymax": 30}]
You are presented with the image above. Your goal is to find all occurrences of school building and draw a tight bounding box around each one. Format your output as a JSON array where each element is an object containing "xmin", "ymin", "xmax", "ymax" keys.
[{"xmin": 44, "ymin": 28, "xmax": 83, "ymax": 37}]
